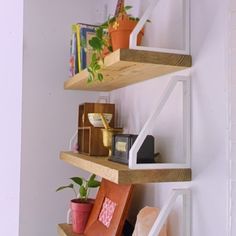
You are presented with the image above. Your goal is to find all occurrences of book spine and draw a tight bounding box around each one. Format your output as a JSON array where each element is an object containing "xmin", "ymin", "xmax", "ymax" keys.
[
  {"xmin": 71, "ymin": 24, "xmax": 79, "ymax": 75},
  {"xmin": 75, "ymin": 24, "xmax": 81, "ymax": 72}
]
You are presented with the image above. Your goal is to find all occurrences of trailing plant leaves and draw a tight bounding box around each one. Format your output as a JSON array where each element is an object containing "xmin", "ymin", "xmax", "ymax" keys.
[
  {"xmin": 56, "ymin": 183, "xmax": 73, "ymax": 192},
  {"xmin": 79, "ymin": 185, "xmax": 87, "ymax": 198},
  {"xmin": 71, "ymin": 177, "xmax": 83, "ymax": 186},
  {"xmin": 89, "ymin": 37, "xmax": 102, "ymax": 51},
  {"xmin": 96, "ymin": 27, "xmax": 103, "ymax": 40}
]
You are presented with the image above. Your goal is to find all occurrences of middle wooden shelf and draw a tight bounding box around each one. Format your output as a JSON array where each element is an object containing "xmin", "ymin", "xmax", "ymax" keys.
[{"xmin": 60, "ymin": 151, "xmax": 191, "ymax": 184}]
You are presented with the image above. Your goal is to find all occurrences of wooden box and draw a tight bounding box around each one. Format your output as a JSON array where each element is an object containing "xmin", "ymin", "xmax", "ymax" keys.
[
  {"xmin": 78, "ymin": 127, "xmax": 109, "ymax": 156},
  {"xmin": 78, "ymin": 103, "xmax": 115, "ymax": 156}
]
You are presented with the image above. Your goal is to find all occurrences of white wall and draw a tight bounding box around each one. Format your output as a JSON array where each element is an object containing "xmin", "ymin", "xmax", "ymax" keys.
[
  {"xmin": 107, "ymin": 0, "xmax": 229, "ymax": 235},
  {"xmin": 228, "ymin": 0, "xmax": 236, "ymax": 235},
  {"xmin": 19, "ymin": 1, "xmax": 106, "ymax": 235},
  {"xmin": 0, "ymin": 0, "xmax": 23, "ymax": 235}
]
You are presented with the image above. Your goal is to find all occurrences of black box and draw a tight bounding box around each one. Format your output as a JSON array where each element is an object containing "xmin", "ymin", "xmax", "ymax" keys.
[{"xmin": 110, "ymin": 134, "xmax": 155, "ymax": 164}]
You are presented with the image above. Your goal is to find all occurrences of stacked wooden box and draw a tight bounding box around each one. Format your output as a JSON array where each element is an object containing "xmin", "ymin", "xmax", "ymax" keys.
[{"xmin": 78, "ymin": 103, "xmax": 115, "ymax": 156}]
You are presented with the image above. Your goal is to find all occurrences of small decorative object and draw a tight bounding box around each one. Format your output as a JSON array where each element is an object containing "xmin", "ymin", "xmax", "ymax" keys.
[
  {"xmin": 84, "ymin": 178, "xmax": 133, "ymax": 236},
  {"xmin": 132, "ymin": 206, "xmax": 167, "ymax": 236},
  {"xmin": 88, "ymin": 113, "xmax": 113, "ymax": 127},
  {"xmin": 110, "ymin": 134, "xmax": 155, "ymax": 164},
  {"xmin": 100, "ymin": 113, "xmax": 123, "ymax": 156},
  {"xmin": 56, "ymin": 174, "xmax": 100, "ymax": 234}
]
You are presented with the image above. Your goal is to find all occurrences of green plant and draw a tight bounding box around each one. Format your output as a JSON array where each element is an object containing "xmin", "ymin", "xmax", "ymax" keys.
[
  {"xmin": 87, "ymin": 26, "xmax": 112, "ymax": 83},
  {"xmin": 56, "ymin": 174, "xmax": 100, "ymax": 202}
]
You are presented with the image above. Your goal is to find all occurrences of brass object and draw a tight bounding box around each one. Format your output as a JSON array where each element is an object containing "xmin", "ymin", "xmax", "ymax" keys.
[
  {"xmin": 100, "ymin": 113, "xmax": 123, "ymax": 156},
  {"xmin": 101, "ymin": 128, "xmax": 123, "ymax": 156}
]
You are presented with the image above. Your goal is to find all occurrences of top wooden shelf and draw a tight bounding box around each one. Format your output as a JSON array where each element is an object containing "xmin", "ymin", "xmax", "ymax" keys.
[{"xmin": 64, "ymin": 49, "xmax": 192, "ymax": 91}]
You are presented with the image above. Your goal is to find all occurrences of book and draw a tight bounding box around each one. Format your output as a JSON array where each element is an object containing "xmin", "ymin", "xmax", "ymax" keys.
[
  {"xmin": 69, "ymin": 24, "xmax": 79, "ymax": 76},
  {"xmin": 80, "ymin": 26, "xmax": 96, "ymax": 70},
  {"xmin": 75, "ymin": 24, "xmax": 81, "ymax": 72}
]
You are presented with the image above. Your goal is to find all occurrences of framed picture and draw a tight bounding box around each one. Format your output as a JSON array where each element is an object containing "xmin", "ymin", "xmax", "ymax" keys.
[{"xmin": 84, "ymin": 179, "xmax": 133, "ymax": 236}]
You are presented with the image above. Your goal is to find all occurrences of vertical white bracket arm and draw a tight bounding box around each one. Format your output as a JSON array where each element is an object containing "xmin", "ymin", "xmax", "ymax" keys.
[
  {"xmin": 129, "ymin": 75, "xmax": 191, "ymax": 170},
  {"xmin": 148, "ymin": 189, "xmax": 191, "ymax": 236},
  {"xmin": 129, "ymin": 0, "xmax": 190, "ymax": 55}
]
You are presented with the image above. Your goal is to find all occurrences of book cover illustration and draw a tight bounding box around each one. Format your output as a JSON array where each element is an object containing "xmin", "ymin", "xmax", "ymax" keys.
[{"xmin": 80, "ymin": 26, "xmax": 97, "ymax": 70}]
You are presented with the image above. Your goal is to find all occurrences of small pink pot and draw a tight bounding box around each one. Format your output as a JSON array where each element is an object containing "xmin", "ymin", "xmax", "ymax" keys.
[{"xmin": 70, "ymin": 198, "xmax": 94, "ymax": 233}]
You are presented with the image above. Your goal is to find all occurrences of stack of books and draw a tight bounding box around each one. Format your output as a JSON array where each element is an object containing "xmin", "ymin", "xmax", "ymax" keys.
[{"xmin": 69, "ymin": 23, "xmax": 97, "ymax": 77}]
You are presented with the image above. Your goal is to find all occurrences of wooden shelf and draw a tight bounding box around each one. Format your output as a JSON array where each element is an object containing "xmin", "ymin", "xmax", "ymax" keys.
[
  {"xmin": 60, "ymin": 151, "xmax": 191, "ymax": 184},
  {"xmin": 64, "ymin": 49, "xmax": 192, "ymax": 91},
  {"xmin": 58, "ymin": 224, "xmax": 83, "ymax": 236}
]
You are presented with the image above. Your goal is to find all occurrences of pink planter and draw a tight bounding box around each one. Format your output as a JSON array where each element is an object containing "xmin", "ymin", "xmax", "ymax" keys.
[{"xmin": 70, "ymin": 199, "xmax": 94, "ymax": 233}]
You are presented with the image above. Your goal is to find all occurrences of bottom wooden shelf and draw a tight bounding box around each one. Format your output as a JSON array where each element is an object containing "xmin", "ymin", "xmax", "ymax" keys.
[{"xmin": 58, "ymin": 224, "xmax": 84, "ymax": 236}]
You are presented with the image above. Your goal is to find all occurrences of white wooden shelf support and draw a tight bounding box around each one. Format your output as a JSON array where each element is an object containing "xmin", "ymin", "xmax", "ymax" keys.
[
  {"xmin": 129, "ymin": 75, "xmax": 191, "ymax": 170},
  {"xmin": 129, "ymin": 0, "xmax": 190, "ymax": 55},
  {"xmin": 148, "ymin": 188, "xmax": 191, "ymax": 236}
]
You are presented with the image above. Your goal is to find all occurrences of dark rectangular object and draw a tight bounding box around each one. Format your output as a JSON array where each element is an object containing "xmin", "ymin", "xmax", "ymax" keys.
[{"xmin": 110, "ymin": 134, "xmax": 155, "ymax": 164}]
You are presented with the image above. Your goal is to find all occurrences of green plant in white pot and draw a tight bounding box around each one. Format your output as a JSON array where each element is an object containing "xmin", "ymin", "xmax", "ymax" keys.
[{"xmin": 56, "ymin": 174, "xmax": 100, "ymax": 233}]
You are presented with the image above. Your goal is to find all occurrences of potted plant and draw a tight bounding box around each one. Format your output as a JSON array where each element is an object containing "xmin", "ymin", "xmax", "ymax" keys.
[
  {"xmin": 87, "ymin": 5, "xmax": 147, "ymax": 83},
  {"xmin": 107, "ymin": 5, "xmax": 145, "ymax": 51},
  {"xmin": 56, "ymin": 174, "xmax": 100, "ymax": 233}
]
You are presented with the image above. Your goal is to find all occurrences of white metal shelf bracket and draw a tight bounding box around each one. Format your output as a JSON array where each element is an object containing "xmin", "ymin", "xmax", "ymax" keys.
[
  {"xmin": 148, "ymin": 189, "xmax": 191, "ymax": 236},
  {"xmin": 129, "ymin": 0, "xmax": 190, "ymax": 55},
  {"xmin": 129, "ymin": 75, "xmax": 191, "ymax": 170}
]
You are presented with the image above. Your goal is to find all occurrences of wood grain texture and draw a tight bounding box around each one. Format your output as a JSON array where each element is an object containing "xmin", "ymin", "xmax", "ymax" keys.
[
  {"xmin": 58, "ymin": 224, "xmax": 84, "ymax": 236},
  {"xmin": 60, "ymin": 152, "xmax": 192, "ymax": 184},
  {"xmin": 64, "ymin": 49, "xmax": 192, "ymax": 91}
]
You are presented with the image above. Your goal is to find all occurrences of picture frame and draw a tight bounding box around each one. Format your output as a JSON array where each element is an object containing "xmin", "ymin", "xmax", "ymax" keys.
[{"xmin": 84, "ymin": 179, "xmax": 133, "ymax": 236}]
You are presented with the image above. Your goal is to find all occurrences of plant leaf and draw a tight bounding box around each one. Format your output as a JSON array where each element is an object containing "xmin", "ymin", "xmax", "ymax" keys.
[
  {"xmin": 88, "ymin": 179, "xmax": 101, "ymax": 188},
  {"xmin": 79, "ymin": 185, "xmax": 87, "ymax": 198},
  {"xmin": 89, "ymin": 37, "xmax": 102, "ymax": 51},
  {"xmin": 88, "ymin": 74, "xmax": 93, "ymax": 83},
  {"xmin": 96, "ymin": 27, "xmax": 103, "ymax": 39},
  {"xmin": 97, "ymin": 73, "xmax": 103, "ymax": 81},
  {"xmin": 87, "ymin": 66, "xmax": 94, "ymax": 75},
  {"xmin": 70, "ymin": 177, "xmax": 83, "ymax": 186},
  {"xmin": 124, "ymin": 5, "xmax": 132, "ymax": 11},
  {"xmin": 91, "ymin": 53, "xmax": 97, "ymax": 62},
  {"xmin": 87, "ymin": 174, "xmax": 100, "ymax": 188},
  {"xmin": 89, "ymin": 174, "xmax": 96, "ymax": 181},
  {"xmin": 94, "ymin": 63, "xmax": 101, "ymax": 71},
  {"xmin": 56, "ymin": 183, "xmax": 73, "ymax": 192}
]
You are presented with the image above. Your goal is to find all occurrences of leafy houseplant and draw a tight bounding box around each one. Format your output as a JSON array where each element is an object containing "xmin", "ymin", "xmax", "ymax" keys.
[
  {"xmin": 56, "ymin": 174, "xmax": 100, "ymax": 201},
  {"xmin": 87, "ymin": 5, "xmax": 146, "ymax": 83},
  {"xmin": 56, "ymin": 174, "xmax": 100, "ymax": 233}
]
